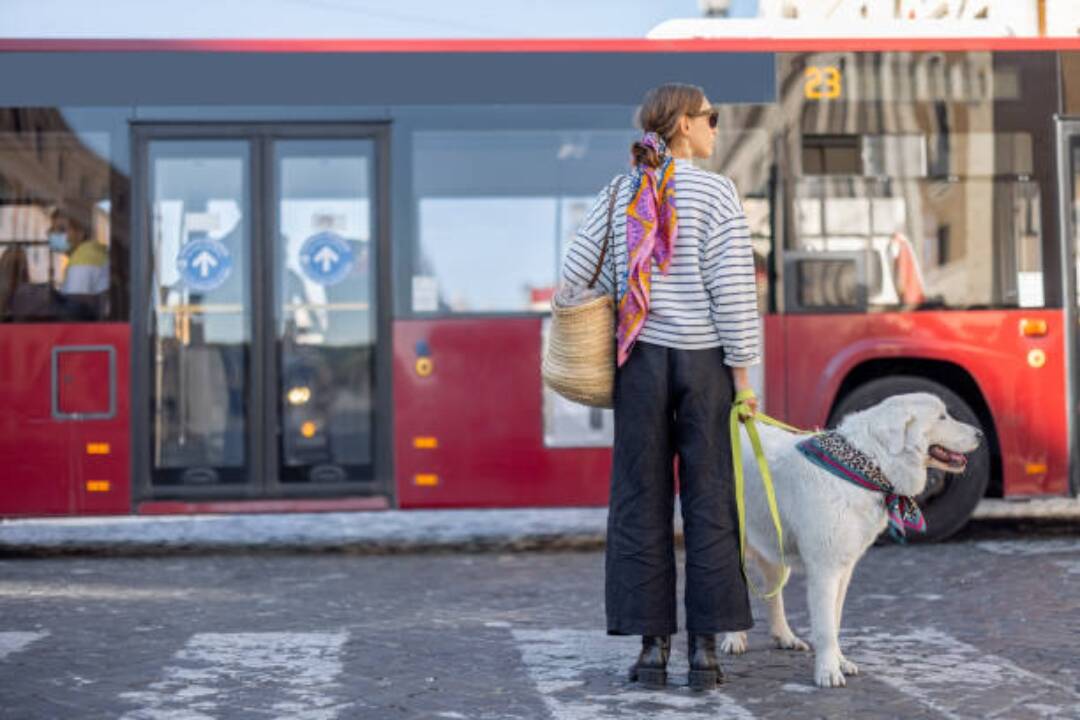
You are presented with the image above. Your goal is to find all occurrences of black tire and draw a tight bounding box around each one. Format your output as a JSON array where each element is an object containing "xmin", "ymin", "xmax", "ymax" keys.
[{"xmin": 827, "ymin": 375, "xmax": 990, "ymax": 543}]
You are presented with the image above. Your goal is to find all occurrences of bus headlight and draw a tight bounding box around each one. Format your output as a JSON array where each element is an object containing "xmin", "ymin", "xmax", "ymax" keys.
[{"xmin": 287, "ymin": 385, "xmax": 311, "ymax": 405}]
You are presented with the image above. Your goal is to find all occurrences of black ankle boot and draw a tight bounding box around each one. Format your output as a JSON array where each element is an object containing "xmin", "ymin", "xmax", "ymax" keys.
[
  {"xmin": 688, "ymin": 633, "xmax": 723, "ymax": 691},
  {"xmin": 628, "ymin": 635, "xmax": 670, "ymax": 688}
]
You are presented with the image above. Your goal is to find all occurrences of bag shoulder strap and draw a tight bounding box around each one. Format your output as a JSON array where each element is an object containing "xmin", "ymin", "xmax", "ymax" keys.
[{"xmin": 587, "ymin": 175, "xmax": 626, "ymax": 290}]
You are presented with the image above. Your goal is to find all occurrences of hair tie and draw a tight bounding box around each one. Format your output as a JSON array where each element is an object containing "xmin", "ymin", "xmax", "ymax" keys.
[{"xmin": 640, "ymin": 131, "xmax": 668, "ymax": 160}]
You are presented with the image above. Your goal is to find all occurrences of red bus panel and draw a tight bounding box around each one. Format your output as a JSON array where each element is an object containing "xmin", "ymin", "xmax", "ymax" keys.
[
  {"xmin": 778, "ymin": 309, "xmax": 1067, "ymax": 497},
  {"xmin": 393, "ymin": 318, "xmax": 611, "ymax": 509},
  {"xmin": 0, "ymin": 324, "xmax": 130, "ymax": 516}
]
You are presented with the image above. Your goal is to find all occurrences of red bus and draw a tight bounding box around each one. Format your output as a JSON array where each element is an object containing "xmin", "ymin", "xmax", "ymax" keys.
[{"xmin": 0, "ymin": 38, "xmax": 1078, "ymax": 540}]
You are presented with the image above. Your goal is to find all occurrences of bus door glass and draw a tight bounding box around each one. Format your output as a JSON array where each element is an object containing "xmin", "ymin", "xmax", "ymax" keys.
[
  {"xmin": 273, "ymin": 139, "xmax": 377, "ymax": 485},
  {"xmin": 146, "ymin": 140, "xmax": 253, "ymax": 488}
]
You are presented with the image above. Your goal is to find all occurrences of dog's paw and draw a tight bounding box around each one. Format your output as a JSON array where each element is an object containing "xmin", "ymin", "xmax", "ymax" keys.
[
  {"xmin": 814, "ymin": 657, "xmax": 847, "ymax": 688},
  {"xmin": 838, "ymin": 656, "xmax": 859, "ymax": 676},
  {"xmin": 772, "ymin": 630, "xmax": 810, "ymax": 652},
  {"xmin": 719, "ymin": 632, "xmax": 748, "ymax": 655}
]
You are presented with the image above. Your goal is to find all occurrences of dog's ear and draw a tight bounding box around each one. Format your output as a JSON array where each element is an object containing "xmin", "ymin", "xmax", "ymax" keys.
[
  {"xmin": 903, "ymin": 412, "xmax": 928, "ymax": 454},
  {"xmin": 872, "ymin": 408, "xmax": 915, "ymax": 456}
]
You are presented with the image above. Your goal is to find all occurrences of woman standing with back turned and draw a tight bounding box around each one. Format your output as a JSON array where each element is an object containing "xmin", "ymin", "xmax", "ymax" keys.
[{"xmin": 560, "ymin": 84, "xmax": 761, "ymax": 691}]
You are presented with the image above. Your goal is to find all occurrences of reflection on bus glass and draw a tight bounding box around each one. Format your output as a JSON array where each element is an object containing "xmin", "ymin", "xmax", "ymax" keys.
[
  {"xmin": 0, "ymin": 113, "xmax": 123, "ymax": 323},
  {"xmin": 276, "ymin": 141, "xmax": 375, "ymax": 483},
  {"xmin": 149, "ymin": 142, "xmax": 250, "ymax": 481}
]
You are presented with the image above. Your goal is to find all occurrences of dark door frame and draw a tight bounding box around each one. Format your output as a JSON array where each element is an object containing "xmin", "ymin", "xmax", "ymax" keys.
[
  {"xmin": 1055, "ymin": 116, "xmax": 1080, "ymax": 498},
  {"xmin": 130, "ymin": 121, "xmax": 393, "ymax": 503}
]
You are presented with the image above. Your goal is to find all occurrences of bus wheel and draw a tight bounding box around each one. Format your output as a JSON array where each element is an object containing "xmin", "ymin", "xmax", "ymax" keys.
[{"xmin": 828, "ymin": 376, "xmax": 991, "ymax": 543}]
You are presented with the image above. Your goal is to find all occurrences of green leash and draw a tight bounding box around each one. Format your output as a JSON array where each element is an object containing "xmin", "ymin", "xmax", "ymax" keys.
[{"xmin": 729, "ymin": 388, "xmax": 820, "ymax": 600}]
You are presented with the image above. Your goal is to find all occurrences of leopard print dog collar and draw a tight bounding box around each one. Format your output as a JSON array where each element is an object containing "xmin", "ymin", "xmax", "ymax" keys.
[{"xmin": 796, "ymin": 431, "xmax": 926, "ymax": 541}]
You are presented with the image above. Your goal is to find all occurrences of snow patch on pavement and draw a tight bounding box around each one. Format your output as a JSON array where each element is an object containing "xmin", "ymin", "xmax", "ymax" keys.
[
  {"xmin": 975, "ymin": 539, "xmax": 1080, "ymax": 557},
  {"xmin": 842, "ymin": 626, "xmax": 1080, "ymax": 719},
  {"xmin": 119, "ymin": 631, "xmax": 349, "ymax": 719},
  {"xmin": 0, "ymin": 631, "xmax": 48, "ymax": 660},
  {"xmin": 512, "ymin": 628, "xmax": 756, "ymax": 719}
]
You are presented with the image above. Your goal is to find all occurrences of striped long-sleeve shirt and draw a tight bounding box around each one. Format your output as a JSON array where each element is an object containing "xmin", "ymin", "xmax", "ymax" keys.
[{"xmin": 560, "ymin": 159, "xmax": 761, "ymax": 367}]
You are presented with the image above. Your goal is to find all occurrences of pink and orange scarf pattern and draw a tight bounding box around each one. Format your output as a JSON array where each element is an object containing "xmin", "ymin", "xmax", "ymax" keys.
[{"xmin": 616, "ymin": 132, "xmax": 678, "ymax": 366}]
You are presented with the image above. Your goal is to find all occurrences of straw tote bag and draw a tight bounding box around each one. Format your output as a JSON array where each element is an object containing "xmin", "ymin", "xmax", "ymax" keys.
[{"xmin": 542, "ymin": 176, "xmax": 626, "ymax": 408}]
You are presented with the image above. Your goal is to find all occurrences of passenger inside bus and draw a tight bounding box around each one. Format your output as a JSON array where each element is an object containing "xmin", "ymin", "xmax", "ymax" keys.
[
  {"xmin": 3, "ymin": 207, "xmax": 110, "ymax": 321},
  {"xmin": 50, "ymin": 207, "xmax": 108, "ymax": 297}
]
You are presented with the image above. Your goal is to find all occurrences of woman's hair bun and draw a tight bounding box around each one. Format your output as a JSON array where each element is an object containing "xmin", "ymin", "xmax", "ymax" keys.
[{"xmin": 631, "ymin": 140, "xmax": 662, "ymax": 169}]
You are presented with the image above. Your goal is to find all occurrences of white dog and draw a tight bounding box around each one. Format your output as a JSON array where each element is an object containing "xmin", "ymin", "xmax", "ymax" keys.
[{"xmin": 720, "ymin": 392, "xmax": 982, "ymax": 687}]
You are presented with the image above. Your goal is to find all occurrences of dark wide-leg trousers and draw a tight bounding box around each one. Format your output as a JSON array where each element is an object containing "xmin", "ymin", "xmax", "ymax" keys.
[{"xmin": 605, "ymin": 342, "xmax": 753, "ymax": 636}]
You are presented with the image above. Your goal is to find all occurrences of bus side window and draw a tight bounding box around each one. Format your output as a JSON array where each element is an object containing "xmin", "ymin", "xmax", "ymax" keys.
[{"xmin": 0, "ymin": 112, "xmax": 123, "ymax": 323}]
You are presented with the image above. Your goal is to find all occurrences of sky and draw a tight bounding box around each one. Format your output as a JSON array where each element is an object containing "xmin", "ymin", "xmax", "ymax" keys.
[{"xmin": 1, "ymin": 0, "xmax": 760, "ymax": 38}]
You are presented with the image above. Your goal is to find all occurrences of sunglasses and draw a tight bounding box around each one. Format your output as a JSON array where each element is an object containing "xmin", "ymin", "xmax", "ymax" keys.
[{"xmin": 688, "ymin": 109, "xmax": 720, "ymax": 129}]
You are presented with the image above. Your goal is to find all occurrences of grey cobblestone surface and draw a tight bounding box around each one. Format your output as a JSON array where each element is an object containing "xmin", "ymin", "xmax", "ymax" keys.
[{"xmin": 0, "ymin": 529, "xmax": 1077, "ymax": 718}]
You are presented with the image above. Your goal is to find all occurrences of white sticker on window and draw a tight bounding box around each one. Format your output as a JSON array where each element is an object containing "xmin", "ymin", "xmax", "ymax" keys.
[
  {"xmin": 183, "ymin": 211, "xmax": 220, "ymax": 233},
  {"xmin": 412, "ymin": 275, "xmax": 439, "ymax": 312}
]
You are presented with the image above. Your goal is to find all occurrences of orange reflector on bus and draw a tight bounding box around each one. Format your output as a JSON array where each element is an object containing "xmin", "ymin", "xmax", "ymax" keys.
[
  {"xmin": 300, "ymin": 421, "xmax": 318, "ymax": 438},
  {"xmin": 1019, "ymin": 319, "xmax": 1047, "ymax": 337},
  {"xmin": 413, "ymin": 437, "xmax": 438, "ymax": 449},
  {"xmin": 86, "ymin": 480, "xmax": 111, "ymax": 493},
  {"xmin": 1025, "ymin": 463, "xmax": 1047, "ymax": 475},
  {"xmin": 86, "ymin": 442, "xmax": 111, "ymax": 455},
  {"xmin": 414, "ymin": 473, "xmax": 439, "ymax": 487}
]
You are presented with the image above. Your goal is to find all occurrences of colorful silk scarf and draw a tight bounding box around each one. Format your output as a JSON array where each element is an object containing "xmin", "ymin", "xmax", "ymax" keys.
[
  {"xmin": 795, "ymin": 431, "xmax": 927, "ymax": 542},
  {"xmin": 616, "ymin": 132, "xmax": 677, "ymax": 366}
]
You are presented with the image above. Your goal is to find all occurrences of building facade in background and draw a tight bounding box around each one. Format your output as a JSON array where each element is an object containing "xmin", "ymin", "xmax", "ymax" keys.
[{"xmin": 672, "ymin": 0, "xmax": 1080, "ymax": 36}]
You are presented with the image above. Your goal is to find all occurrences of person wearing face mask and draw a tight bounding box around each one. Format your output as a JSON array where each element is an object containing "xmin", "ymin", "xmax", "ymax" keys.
[{"xmin": 49, "ymin": 208, "xmax": 108, "ymax": 296}]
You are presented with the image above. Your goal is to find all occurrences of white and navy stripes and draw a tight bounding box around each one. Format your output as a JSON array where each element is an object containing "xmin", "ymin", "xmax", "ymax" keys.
[{"xmin": 560, "ymin": 158, "xmax": 761, "ymax": 367}]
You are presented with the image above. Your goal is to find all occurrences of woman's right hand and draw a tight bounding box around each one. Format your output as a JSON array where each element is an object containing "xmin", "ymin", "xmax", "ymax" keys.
[{"xmin": 732, "ymin": 367, "xmax": 757, "ymax": 421}]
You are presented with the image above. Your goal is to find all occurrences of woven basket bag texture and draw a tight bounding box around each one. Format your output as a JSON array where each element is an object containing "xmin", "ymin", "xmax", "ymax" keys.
[
  {"xmin": 542, "ymin": 293, "xmax": 615, "ymax": 407},
  {"xmin": 542, "ymin": 175, "xmax": 625, "ymax": 408}
]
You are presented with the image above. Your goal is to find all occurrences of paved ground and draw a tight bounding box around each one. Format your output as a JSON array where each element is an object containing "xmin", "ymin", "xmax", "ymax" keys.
[{"xmin": 1, "ymin": 526, "xmax": 1078, "ymax": 719}]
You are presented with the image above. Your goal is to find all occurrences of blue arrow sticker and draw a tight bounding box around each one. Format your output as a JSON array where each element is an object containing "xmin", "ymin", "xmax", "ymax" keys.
[
  {"xmin": 299, "ymin": 231, "xmax": 355, "ymax": 287},
  {"xmin": 177, "ymin": 235, "xmax": 233, "ymax": 292}
]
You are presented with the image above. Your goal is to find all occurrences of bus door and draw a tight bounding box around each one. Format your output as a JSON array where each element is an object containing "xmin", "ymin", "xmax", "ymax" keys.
[
  {"xmin": 132, "ymin": 125, "xmax": 390, "ymax": 503},
  {"xmin": 1057, "ymin": 117, "xmax": 1080, "ymax": 497}
]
